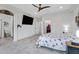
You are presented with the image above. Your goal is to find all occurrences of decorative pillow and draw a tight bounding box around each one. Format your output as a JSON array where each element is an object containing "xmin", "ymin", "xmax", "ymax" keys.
[{"xmin": 71, "ymin": 42, "xmax": 79, "ymax": 46}]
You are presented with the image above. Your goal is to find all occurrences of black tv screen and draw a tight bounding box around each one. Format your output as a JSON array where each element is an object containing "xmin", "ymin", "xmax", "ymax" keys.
[{"xmin": 22, "ymin": 15, "xmax": 33, "ymax": 25}]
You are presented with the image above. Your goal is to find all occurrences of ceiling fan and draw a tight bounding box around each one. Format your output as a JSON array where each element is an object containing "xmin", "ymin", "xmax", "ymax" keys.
[{"xmin": 32, "ymin": 4, "xmax": 50, "ymax": 12}]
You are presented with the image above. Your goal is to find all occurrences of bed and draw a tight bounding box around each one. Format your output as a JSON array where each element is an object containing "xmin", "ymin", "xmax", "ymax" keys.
[{"xmin": 36, "ymin": 32, "xmax": 78, "ymax": 51}]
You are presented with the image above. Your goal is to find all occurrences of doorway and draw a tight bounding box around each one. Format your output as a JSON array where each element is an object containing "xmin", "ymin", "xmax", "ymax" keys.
[
  {"xmin": 44, "ymin": 20, "xmax": 51, "ymax": 34},
  {"xmin": 0, "ymin": 14, "xmax": 14, "ymax": 41}
]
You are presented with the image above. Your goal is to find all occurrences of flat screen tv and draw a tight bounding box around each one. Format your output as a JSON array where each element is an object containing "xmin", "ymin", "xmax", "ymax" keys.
[{"xmin": 22, "ymin": 15, "xmax": 33, "ymax": 25}]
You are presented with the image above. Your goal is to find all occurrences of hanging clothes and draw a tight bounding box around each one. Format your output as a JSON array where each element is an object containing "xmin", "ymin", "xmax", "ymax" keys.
[{"xmin": 46, "ymin": 24, "xmax": 51, "ymax": 33}]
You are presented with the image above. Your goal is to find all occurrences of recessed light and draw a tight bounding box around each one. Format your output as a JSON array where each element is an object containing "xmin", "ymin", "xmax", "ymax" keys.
[{"xmin": 59, "ymin": 6, "xmax": 63, "ymax": 9}]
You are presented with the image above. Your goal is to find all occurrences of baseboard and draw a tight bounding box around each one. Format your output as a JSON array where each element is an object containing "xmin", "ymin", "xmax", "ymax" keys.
[{"xmin": 13, "ymin": 34, "xmax": 40, "ymax": 42}]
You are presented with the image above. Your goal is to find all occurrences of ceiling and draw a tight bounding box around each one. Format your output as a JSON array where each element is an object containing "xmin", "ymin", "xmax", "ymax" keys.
[{"xmin": 10, "ymin": 4, "xmax": 76, "ymax": 17}]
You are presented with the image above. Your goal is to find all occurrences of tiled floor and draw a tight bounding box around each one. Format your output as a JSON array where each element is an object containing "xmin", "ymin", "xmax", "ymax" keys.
[{"xmin": 0, "ymin": 36, "xmax": 65, "ymax": 54}]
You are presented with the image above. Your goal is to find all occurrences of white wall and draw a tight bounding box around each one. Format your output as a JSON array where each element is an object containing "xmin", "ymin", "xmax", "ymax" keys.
[
  {"xmin": 17, "ymin": 16, "xmax": 36, "ymax": 40},
  {"xmin": 0, "ymin": 5, "xmax": 38, "ymax": 41},
  {"xmin": 0, "ymin": 4, "xmax": 79, "ymax": 41},
  {"xmin": 42, "ymin": 10, "xmax": 78, "ymax": 35},
  {"xmin": 10, "ymin": 5, "xmax": 79, "ymax": 41}
]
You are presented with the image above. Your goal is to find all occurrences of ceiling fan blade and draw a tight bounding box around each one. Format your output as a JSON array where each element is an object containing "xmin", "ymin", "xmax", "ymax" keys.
[
  {"xmin": 41, "ymin": 6, "xmax": 50, "ymax": 10},
  {"xmin": 38, "ymin": 6, "xmax": 50, "ymax": 12},
  {"xmin": 32, "ymin": 4, "xmax": 39, "ymax": 8}
]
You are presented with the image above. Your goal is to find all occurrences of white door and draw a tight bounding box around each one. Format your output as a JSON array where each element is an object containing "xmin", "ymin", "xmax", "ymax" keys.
[{"xmin": 35, "ymin": 21, "xmax": 41, "ymax": 35}]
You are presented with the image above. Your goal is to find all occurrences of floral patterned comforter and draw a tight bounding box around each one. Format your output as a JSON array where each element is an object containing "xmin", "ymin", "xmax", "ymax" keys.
[{"xmin": 36, "ymin": 33, "xmax": 78, "ymax": 51}]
